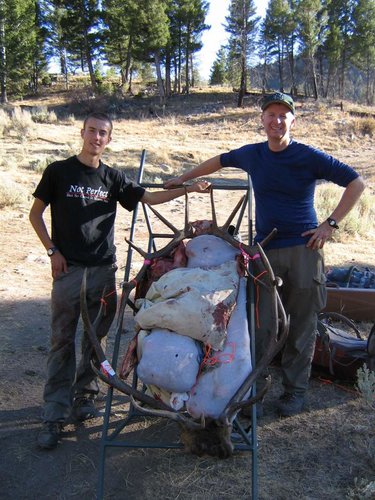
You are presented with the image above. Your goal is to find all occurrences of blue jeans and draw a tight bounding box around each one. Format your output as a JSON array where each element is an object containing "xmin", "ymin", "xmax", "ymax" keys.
[{"xmin": 42, "ymin": 264, "xmax": 117, "ymax": 422}]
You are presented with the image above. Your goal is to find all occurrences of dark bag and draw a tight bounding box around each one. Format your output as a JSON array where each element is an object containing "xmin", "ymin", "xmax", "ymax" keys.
[
  {"xmin": 313, "ymin": 312, "xmax": 375, "ymax": 380},
  {"xmin": 326, "ymin": 266, "xmax": 375, "ymax": 289}
]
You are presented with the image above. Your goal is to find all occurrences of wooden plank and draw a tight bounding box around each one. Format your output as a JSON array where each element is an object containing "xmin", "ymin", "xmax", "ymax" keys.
[{"xmin": 324, "ymin": 287, "xmax": 375, "ymax": 321}]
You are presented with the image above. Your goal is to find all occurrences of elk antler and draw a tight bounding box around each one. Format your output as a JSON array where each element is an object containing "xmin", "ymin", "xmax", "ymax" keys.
[
  {"xmin": 130, "ymin": 397, "xmax": 205, "ymax": 430},
  {"xmin": 125, "ymin": 190, "xmax": 194, "ymax": 260},
  {"xmin": 220, "ymin": 243, "xmax": 289, "ymax": 423},
  {"xmin": 207, "ymin": 188, "xmax": 277, "ymax": 256},
  {"xmin": 80, "ymin": 269, "xmax": 176, "ymax": 412}
]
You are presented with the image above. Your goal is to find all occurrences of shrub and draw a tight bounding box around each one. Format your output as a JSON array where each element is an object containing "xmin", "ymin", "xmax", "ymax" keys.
[
  {"xmin": 356, "ymin": 117, "xmax": 375, "ymax": 136},
  {"xmin": 356, "ymin": 365, "xmax": 375, "ymax": 407},
  {"xmin": 10, "ymin": 107, "xmax": 35, "ymax": 140},
  {"xmin": 29, "ymin": 157, "xmax": 54, "ymax": 174},
  {"xmin": 0, "ymin": 178, "xmax": 28, "ymax": 208},
  {"xmin": 31, "ymin": 106, "xmax": 57, "ymax": 124},
  {"xmin": 0, "ymin": 109, "xmax": 10, "ymax": 136},
  {"xmin": 315, "ymin": 184, "xmax": 375, "ymax": 239}
]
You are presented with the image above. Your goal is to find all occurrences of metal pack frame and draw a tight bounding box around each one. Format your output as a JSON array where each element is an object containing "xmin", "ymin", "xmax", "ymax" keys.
[{"xmin": 96, "ymin": 150, "xmax": 259, "ymax": 499}]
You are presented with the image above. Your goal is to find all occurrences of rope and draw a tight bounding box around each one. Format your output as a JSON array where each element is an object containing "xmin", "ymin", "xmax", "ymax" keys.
[
  {"xmin": 317, "ymin": 376, "xmax": 359, "ymax": 395},
  {"xmin": 198, "ymin": 343, "xmax": 236, "ymax": 377},
  {"xmin": 100, "ymin": 289, "xmax": 116, "ymax": 315}
]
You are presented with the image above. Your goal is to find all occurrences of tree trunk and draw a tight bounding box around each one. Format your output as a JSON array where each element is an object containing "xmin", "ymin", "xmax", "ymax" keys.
[
  {"xmin": 125, "ymin": 35, "xmax": 133, "ymax": 84},
  {"xmin": 184, "ymin": 24, "xmax": 191, "ymax": 95},
  {"xmin": 165, "ymin": 50, "xmax": 171, "ymax": 97},
  {"xmin": 237, "ymin": 54, "xmax": 247, "ymax": 107},
  {"xmin": 0, "ymin": 2, "xmax": 7, "ymax": 103},
  {"xmin": 310, "ymin": 52, "xmax": 318, "ymax": 100},
  {"xmin": 154, "ymin": 49, "xmax": 166, "ymax": 105}
]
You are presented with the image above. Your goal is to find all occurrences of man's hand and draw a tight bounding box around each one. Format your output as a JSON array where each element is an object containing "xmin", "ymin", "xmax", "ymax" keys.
[
  {"xmin": 164, "ymin": 176, "xmax": 185, "ymax": 189},
  {"xmin": 50, "ymin": 252, "xmax": 68, "ymax": 279},
  {"xmin": 302, "ymin": 222, "xmax": 335, "ymax": 250},
  {"xmin": 187, "ymin": 180, "xmax": 211, "ymax": 193}
]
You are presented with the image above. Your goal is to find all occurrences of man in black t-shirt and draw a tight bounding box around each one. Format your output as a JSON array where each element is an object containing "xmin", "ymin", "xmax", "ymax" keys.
[{"xmin": 29, "ymin": 112, "xmax": 210, "ymax": 450}]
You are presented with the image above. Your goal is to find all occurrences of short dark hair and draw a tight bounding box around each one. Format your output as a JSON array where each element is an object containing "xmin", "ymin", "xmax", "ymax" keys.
[{"xmin": 83, "ymin": 112, "xmax": 113, "ymax": 132}]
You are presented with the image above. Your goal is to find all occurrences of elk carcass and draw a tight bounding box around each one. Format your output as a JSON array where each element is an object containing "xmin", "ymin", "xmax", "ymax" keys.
[{"xmin": 81, "ymin": 189, "xmax": 289, "ymax": 458}]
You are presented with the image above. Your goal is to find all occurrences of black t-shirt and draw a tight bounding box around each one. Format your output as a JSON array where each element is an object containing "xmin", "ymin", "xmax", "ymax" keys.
[{"xmin": 33, "ymin": 156, "xmax": 145, "ymax": 266}]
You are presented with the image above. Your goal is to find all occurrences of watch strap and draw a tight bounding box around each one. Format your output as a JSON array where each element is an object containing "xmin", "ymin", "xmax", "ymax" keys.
[
  {"xmin": 327, "ymin": 217, "xmax": 339, "ymax": 229},
  {"xmin": 47, "ymin": 246, "xmax": 59, "ymax": 256}
]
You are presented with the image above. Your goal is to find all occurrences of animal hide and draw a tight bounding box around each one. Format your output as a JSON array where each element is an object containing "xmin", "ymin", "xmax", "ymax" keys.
[
  {"xmin": 134, "ymin": 259, "xmax": 240, "ymax": 350},
  {"xmin": 186, "ymin": 278, "xmax": 252, "ymax": 419},
  {"xmin": 134, "ymin": 235, "xmax": 252, "ymax": 419},
  {"xmin": 137, "ymin": 328, "xmax": 203, "ymax": 393}
]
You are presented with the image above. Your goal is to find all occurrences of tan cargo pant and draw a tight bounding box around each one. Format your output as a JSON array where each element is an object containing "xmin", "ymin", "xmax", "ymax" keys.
[{"xmin": 255, "ymin": 245, "xmax": 327, "ymax": 396}]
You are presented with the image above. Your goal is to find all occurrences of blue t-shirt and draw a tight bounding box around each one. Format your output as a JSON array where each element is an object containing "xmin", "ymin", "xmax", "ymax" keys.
[{"xmin": 220, "ymin": 140, "xmax": 359, "ymax": 249}]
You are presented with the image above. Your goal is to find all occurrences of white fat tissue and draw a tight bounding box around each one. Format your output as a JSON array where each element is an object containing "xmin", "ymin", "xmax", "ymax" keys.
[
  {"xmin": 137, "ymin": 328, "xmax": 203, "ymax": 393},
  {"xmin": 135, "ymin": 234, "xmax": 252, "ymax": 418},
  {"xmin": 186, "ymin": 278, "xmax": 251, "ymax": 419},
  {"xmin": 134, "ymin": 260, "xmax": 239, "ymax": 350}
]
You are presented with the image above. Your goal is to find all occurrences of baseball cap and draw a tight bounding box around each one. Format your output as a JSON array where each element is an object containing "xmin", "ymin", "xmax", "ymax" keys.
[{"xmin": 261, "ymin": 92, "xmax": 295, "ymax": 114}]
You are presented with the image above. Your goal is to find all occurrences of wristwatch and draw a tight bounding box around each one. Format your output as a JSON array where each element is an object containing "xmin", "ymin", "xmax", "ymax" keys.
[
  {"xmin": 327, "ymin": 217, "xmax": 339, "ymax": 229},
  {"xmin": 47, "ymin": 246, "xmax": 59, "ymax": 257}
]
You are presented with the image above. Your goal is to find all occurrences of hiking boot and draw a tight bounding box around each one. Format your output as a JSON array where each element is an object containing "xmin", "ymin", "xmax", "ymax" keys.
[
  {"xmin": 276, "ymin": 393, "xmax": 305, "ymax": 417},
  {"xmin": 37, "ymin": 422, "xmax": 62, "ymax": 449},
  {"xmin": 72, "ymin": 396, "xmax": 98, "ymax": 421}
]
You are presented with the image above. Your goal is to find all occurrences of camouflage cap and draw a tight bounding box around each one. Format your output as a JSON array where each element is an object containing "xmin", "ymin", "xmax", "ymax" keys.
[{"xmin": 261, "ymin": 92, "xmax": 295, "ymax": 114}]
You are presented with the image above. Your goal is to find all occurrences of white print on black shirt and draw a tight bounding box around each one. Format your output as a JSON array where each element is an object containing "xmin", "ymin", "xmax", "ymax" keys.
[{"xmin": 66, "ymin": 184, "xmax": 109, "ymax": 202}]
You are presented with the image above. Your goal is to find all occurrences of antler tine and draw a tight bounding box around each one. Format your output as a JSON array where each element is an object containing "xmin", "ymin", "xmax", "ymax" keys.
[
  {"xmin": 145, "ymin": 202, "xmax": 181, "ymax": 234},
  {"xmin": 124, "ymin": 192, "xmax": 195, "ymax": 262},
  {"xmin": 209, "ymin": 186, "xmax": 218, "ymax": 228},
  {"xmin": 130, "ymin": 397, "xmax": 205, "ymax": 430},
  {"xmin": 207, "ymin": 188, "xmax": 277, "ymax": 256},
  {"xmin": 125, "ymin": 238, "xmax": 148, "ymax": 258},
  {"xmin": 221, "ymin": 193, "xmax": 248, "ymax": 232},
  {"xmin": 258, "ymin": 228, "xmax": 278, "ymax": 248},
  {"xmin": 116, "ymin": 264, "xmax": 150, "ymax": 331},
  {"xmin": 184, "ymin": 186, "xmax": 190, "ymax": 229},
  {"xmin": 220, "ymin": 243, "xmax": 289, "ymax": 422},
  {"xmin": 229, "ymin": 377, "xmax": 271, "ymax": 414},
  {"xmin": 80, "ymin": 268, "xmax": 173, "ymax": 412},
  {"xmin": 91, "ymin": 363, "xmax": 174, "ymax": 411},
  {"xmin": 80, "ymin": 269, "xmax": 107, "ymax": 365}
]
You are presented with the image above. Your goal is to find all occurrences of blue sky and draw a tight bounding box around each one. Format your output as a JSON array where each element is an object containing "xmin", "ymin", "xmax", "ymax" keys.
[{"xmin": 198, "ymin": 0, "xmax": 269, "ymax": 81}]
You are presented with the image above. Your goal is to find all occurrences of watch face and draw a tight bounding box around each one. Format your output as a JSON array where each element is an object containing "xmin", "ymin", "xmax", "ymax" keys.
[
  {"xmin": 47, "ymin": 248, "xmax": 55, "ymax": 256},
  {"xmin": 327, "ymin": 218, "xmax": 338, "ymax": 229}
]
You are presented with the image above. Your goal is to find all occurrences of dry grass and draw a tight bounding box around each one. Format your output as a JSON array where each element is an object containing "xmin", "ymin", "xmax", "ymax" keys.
[{"xmin": 1, "ymin": 88, "xmax": 374, "ymax": 500}]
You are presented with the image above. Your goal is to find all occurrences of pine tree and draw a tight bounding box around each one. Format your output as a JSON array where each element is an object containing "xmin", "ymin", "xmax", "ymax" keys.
[
  {"xmin": 261, "ymin": 0, "xmax": 295, "ymax": 93},
  {"xmin": 224, "ymin": 0, "xmax": 259, "ymax": 107},
  {"xmin": 209, "ymin": 46, "xmax": 227, "ymax": 85},
  {"xmin": 296, "ymin": 0, "xmax": 328, "ymax": 99},
  {"xmin": 166, "ymin": 0, "xmax": 208, "ymax": 95},
  {"xmin": 101, "ymin": 0, "xmax": 139, "ymax": 88},
  {"xmin": 0, "ymin": 0, "xmax": 6, "ymax": 102},
  {"xmin": 0, "ymin": 0, "xmax": 37, "ymax": 101},
  {"xmin": 319, "ymin": 0, "xmax": 355, "ymax": 99},
  {"xmin": 59, "ymin": 0, "xmax": 102, "ymax": 91},
  {"xmin": 352, "ymin": 0, "xmax": 375, "ymax": 104},
  {"xmin": 32, "ymin": 1, "xmax": 49, "ymax": 94},
  {"xmin": 44, "ymin": 0, "xmax": 72, "ymax": 86}
]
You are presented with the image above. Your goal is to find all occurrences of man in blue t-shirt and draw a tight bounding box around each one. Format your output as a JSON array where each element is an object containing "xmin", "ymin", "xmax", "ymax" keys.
[
  {"xmin": 30, "ymin": 112, "xmax": 210, "ymax": 449},
  {"xmin": 165, "ymin": 92, "xmax": 365, "ymax": 418}
]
